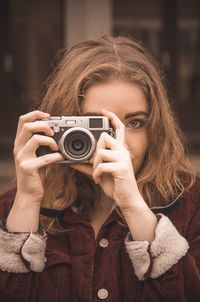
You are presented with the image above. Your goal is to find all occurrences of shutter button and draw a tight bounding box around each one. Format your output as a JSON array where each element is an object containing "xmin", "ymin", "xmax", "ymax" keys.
[
  {"xmin": 99, "ymin": 238, "xmax": 109, "ymax": 248},
  {"xmin": 97, "ymin": 288, "xmax": 109, "ymax": 299}
]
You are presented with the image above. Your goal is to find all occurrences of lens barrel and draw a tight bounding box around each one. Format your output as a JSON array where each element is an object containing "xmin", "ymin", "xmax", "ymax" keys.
[{"xmin": 59, "ymin": 127, "xmax": 96, "ymax": 162}]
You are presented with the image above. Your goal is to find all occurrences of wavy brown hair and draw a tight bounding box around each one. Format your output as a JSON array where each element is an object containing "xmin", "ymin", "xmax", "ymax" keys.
[{"xmin": 37, "ymin": 35, "xmax": 195, "ymax": 231}]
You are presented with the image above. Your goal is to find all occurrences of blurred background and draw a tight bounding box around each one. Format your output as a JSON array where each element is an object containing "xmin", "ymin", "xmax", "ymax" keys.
[{"xmin": 0, "ymin": 0, "xmax": 200, "ymax": 194}]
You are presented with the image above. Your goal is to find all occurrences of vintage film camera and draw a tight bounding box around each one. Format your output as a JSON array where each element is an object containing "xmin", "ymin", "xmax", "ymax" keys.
[{"xmin": 36, "ymin": 116, "xmax": 115, "ymax": 163}]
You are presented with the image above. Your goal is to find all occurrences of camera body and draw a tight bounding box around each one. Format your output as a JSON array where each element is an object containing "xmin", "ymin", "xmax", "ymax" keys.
[{"xmin": 36, "ymin": 116, "xmax": 115, "ymax": 163}]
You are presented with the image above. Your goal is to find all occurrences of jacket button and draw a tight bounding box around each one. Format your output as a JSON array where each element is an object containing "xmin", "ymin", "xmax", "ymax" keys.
[
  {"xmin": 99, "ymin": 238, "xmax": 109, "ymax": 248},
  {"xmin": 97, "ymin": 288, "xmax": 109, "ymax": 299}
]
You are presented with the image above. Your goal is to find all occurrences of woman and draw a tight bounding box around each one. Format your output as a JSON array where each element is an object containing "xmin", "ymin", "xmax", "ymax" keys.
[{"xmin": 0, "ymin": 36, "xmax": 199, "ymax": 302}]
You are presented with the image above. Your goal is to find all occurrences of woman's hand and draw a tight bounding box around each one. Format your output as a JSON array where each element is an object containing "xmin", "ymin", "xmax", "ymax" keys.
[
  {"xmin": 71, "ymin": 109, "xmax": 157, "ymax": 241},
  {"xmin": 14, "ymin": 110, "xmax": 64, "ymax": 202},
  {"xmin": 6, "ymin": 110, "xmax": 64, "ymax": 232},
  {"xmin": 70, "ymin": 109, "xmax": 143, "ymax": 211}
]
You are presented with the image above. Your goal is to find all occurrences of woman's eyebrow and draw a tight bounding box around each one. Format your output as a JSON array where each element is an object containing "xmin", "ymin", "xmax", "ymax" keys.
[
  {"xmin": 82, "ymin": 112, "xmax": 102, "ymax": 116},
  {"xmin": 125, "ymin": 111, "xmax": 149, "ymax": 119},
  {"xmin": 82, "ymin": 111, "xmax": 149, "ymax": 118}
]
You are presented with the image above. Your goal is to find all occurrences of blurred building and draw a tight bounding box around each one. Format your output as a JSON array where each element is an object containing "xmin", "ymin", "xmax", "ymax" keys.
[{"xmin": 0, "ymin": 0, "xmax": 200, "ymax": 192}]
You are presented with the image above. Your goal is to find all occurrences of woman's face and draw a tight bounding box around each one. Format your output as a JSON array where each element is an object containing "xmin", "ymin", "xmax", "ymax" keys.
[{"xmin": 82, "ymin": 81, "xmax": 149, "ymax": 175}]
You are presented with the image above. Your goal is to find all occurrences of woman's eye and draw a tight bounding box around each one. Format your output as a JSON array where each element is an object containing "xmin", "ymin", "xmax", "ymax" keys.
[{"xmin": 125, "ymin": 119, "xmax": 145, "ymax": 129}]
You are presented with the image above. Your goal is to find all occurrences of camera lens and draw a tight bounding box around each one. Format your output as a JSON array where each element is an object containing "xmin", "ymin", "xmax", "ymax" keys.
[
  {"xmin": 71, "ymin": 139, "xmax": 84, "ymax": 151},
  {"xmin": 59, "ymin": 127, "xmax": 96, "ymax": 162},
  {"xmin": 64, "ymin": 131, "xmax": 92, "ymax": 158}
]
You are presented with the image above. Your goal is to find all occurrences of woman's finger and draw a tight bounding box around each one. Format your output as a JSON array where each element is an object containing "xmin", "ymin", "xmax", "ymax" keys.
[
  {"xmin": 14, "ymin": 121, "xmax": 54, "ymax": 154},
  {"xmin": 16, "ymin": 110, "xmax": 50, "ymax": 139},
  {"xmin": 18, "ymin": 152, "xmax": 64, "ymax": 173},
  {"xmin": 92, "ymin": 162, "xmax": 122, "ymax": 184},
  {"xmin": 93, "ymin": 148, "xmax": 120, "ymax": 170},
  {"xmin": 101, "ymin": 109, "xmax": 125, "ymax": 144},
  {"xmin": 96, "ymin": 131, "xmax": 119, "ymax": 151},
  {"xmin": 16, "ymin": 134, "xmax": 58, "ymax": 160}
]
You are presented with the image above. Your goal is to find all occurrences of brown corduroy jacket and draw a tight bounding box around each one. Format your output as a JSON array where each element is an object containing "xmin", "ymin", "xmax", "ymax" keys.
[{"xmin": 0, "ymin": 179, "xmax": 200, "ymax": 302}]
